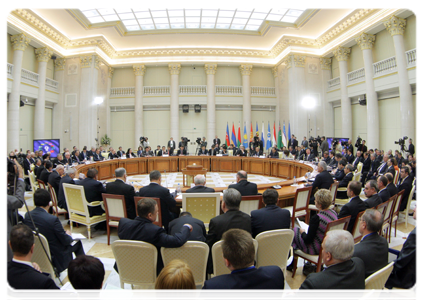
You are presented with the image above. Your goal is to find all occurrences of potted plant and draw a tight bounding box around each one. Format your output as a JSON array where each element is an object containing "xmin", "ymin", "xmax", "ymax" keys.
[{"xmin": 101, "ymin": 134, "xmax": 111, "ymax": 148}]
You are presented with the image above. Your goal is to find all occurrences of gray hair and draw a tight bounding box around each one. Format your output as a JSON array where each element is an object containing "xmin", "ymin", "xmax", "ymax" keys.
[
  {"xmin": 223, "ymin": 188, "xmax": 242, "ymax": 210},
  {"xmin": 115, "ymin": 168, "xmax": 126, "ymax": 178},
  {"xmin": 56, "ymin": 165, "xmax": 64, "ymax": 171},
  {"xmin": 345, "ymin": 164, "xmax": 354, "ymax": 172},
  {"xmin": 367, "ymin": 179, "xmax": 378, "ymax": 192},
  {"xmin": 324, "ymin": 230, "xmax": 354, "ymax": 261},
  {"xmin": 362, "ymin": 209, "xmax": 383, "ymax": 232},
  {"xmin": 318, "ymin": 161, "xmax": 327, "ymax": 171},
  {"xmin": 194, "ymin": 174, "xmax": 206, "ymax": 185},
  {"xmin": 65, "ymin": 168, "xmax": 76, "ymax": 175}
]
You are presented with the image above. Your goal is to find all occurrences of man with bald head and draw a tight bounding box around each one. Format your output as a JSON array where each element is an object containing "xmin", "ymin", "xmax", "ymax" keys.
[
  {"xmin": 48, "ymin": 165, "xmax": 64, "ymax": 197},
  {"xmin": 186, "ymin": 174, "xmax": 215, "ymax": 193},
  {"xmin": 228, "ymin": 170, "xmax": 258, "ymax": 196}
]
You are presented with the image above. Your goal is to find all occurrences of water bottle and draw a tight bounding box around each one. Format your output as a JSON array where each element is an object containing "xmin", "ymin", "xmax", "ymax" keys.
[
  {"xmin": 293, "ymin": 176, "xmax": 297, "ymax": 185},
  {"xmin": 176, "ymin": 183, "xmax": 181, "ymax": 195}
]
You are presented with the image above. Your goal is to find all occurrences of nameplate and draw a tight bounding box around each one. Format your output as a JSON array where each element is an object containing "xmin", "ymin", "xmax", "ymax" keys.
[
  {"xmin": 162, "ymin": 155, "xmax": 169, "ymax": 157},
  {"xmin": 216, "ymin": 154, "xmax": 223, "ymax": 156}
]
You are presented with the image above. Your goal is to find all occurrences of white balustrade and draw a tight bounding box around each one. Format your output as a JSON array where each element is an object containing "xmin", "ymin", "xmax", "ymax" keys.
[
  {"xmin": 45, "ymin": 78, "xmax": 59, "ymax": 92},
  {"xmin": 7, "ymin": 63, "xmax": 13, "ymax": 79},
  {"xmin": 373, "ymin": 56, "xmax": 397, "ymax": 77},
  {"xmin": 179, "ymin": 85, "xmax": 207, "ymax": 94},
  {"xmin": 251, "ymin": 86, "xmax": 276, "ymax": 96},
  {"xmin": 143, "ymin": 86, "xmax": 170, "ymax": 95},
  {"xmin": 328, "ymin": 77, "xmax": 340, "ymax": 89},
  {"xmin": 406, "ymin": 48, "xmax": 416, "ymax": 68},
  {"xmin": 347, "ymin": 68, "xmax": 365, "ymax": 84},
  {"xmin": 110, "ymin": 87, "xmax": 135, "ymax": 96},
  {"xmin": 215, "ymin": 85, "xmax": 243, "ymax": 95},
  {"xmin": 21, "ymin": 69, "xmax": 39, "ymax": 86}
]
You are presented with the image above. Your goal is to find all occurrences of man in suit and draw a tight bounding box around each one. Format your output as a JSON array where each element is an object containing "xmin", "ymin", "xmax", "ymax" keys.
[
  {"xmin": 366, "ymin": 153, "xmax": 381, "ymax": 181},
  {"xmin": 301, "ymin": 136, "xmax": 309, "ymax": 148},
  {"xmin": 328, "ymin": 151, "xmax": 338, "ymax": 168},
  {"xmin": 57, "ymin": 167, "xmax": 76, "ymax": 210},
  {"xmin": 77, "ymin": 168, "xmax": 106, "ymax": 217},
  {"xmin": 117, "ymin": 198, "xmax": 192, "ymax": 275},
  {"xmin": 48, "ymin": 164, "xmax": 64, "ymax": 197},
  {"xmin": 300, "ymin": 230, "xmax": 365, "ymax": 289},
  {"xmin": 308, "ymin": 161, "xmax": 334, "ymax": 204},
  {"xmin": 408, "ymin": 138, "xmax": 415, "ymax": 156},
  {"xmin": 176, "ymin": 146, "xmax": 187, "ymax": 156},
  {"xmin": 304, "ymin": 148, "xmax": 315, "ymax": 162},
  {"xmin": 210, "ymin": 144, "xmax": 219, "ymax": 156},
  {"xmin": 23, "ymin": 189, "xmax": 85, "ymax": 274},
  {"xmin": 236, "ymin": 145, "xmax": 248, "ymax": 157},
  {"xmin": 198, "ymin": 145, "xmax": 209, "ymax": 156},
  {"xmin": 335, "ymin": 164, "xmax": 354, "ymax": 199},
  {"xmin": 79, "ymin": 146, "xmax": 89, "ymax": 161},
  {"xmin": 338, "ymin": 181, "xmax": 367, "ymax": 233},
  {"xmin": 385, "ymin": 207, "xmax": 416, "ymax": 289},
  {"xmin": 169, "ymin": 211, "xmax": 206, "ymax": 242},
  {"xmin": 34, "ymin": 158, "xmax": 43, "ymax": 179},
  {"xmin": 386, "ymin": 158, "xmax": 396, "ymax": 177},
  {"xmin": 68, "ymin": 255, "xmax": 105, "ymax": 289},
  {"xmin": 137, "ymin": 170, "xmax": 177, "ymax": 230},
  {"xmin": 385, "ymin": 173, "xmax": 398, "ymax": 197},
  {"xmin": 321, "ymin": 151, "xmax": 330, "ymax": 165},
  {"xmin": 352, "ymin": 151, "xmax": 364, "ymax": 170},
  {"xmin": 251, "ymin": 146, "xmax": 263, "ymax": 157},
  {"xmin": 106, "ymin": 168, "xmax": 137, "ymax": 219},
  {"xmin": 397, "ymin": 166, "xmax": 413, "ymax": 211},
  {"xmin": 72, "ymin": 150, "xmax": 84, "ymax": 164},
  {"xmin": 203, "ymin": 228, "xmax": 284, "ymax": 289},
  {"xmin": 213, "ymin": 135, "xmax": 221, "ymax": 148},
  {"xmin": 154, "ymin": 145, "xmax": 162, "ymax": 157},
  {"xmin": 363, "ymin": 180, "xmax": 383, "ymax": 208},
  {"xmin": 116, "ymin": 146, "xmax": 125, "ymax": 158},
  {"xmin": 377, "ymin": 175, "xmax": 390, "ymax": 203},
  {"xmin": 51, "ymin": 154, "xmax": 64, "ymax": 168},
  {"xmin": 250, "ymin": 189, "xmax": 290, "ymax": 238},
  {"xmin": 108, "ymin": 148, "xmax": 119, "ymax": 159},
  {"xmin": 228, "ymin": 170, "xmax": 258, "ymax": 196},
  {"xmin": 93, "ymin": 148, "xmax": 104, "ymax": 161},
  {"xmin": 361, "ymin": 152, "xmax": 371, "ymax": 185},
  {"xmin": 87, "ymin": 146, "xmax": 96, "ymax": 158},
  {"xmin": 319, "ymin": 136, "xmax": 329, "ymax": 155},
  {"xmin": 23, "ymin": 152, "xmax": 32, "ymax": 176},
  {"xmin": 371, "ymin": 154, "xmax": 389, "ymax": 179},
  {"xmin": 345, "ymin": 149, "xmax": 354, "ymax": 164},
  {"xmin": 347, "ymin": 139, "xmax": 354, "ymax": 156},
  {"xmin": 353, "ymin": 209, "xmax": 388, "ymax": 278},
  {"xmin": 168, "ymin": 137, "xmax": 176, "ymax": 153},
  {"xmin": 39, "ymin": 160, "xmax": 53, "ymax": 184},
  {"xmin": 268, "ymin": 147, "xmax": 279, "ymax": 158},
  {"xmin": 8, "ymin": 224, "xmax": 59, "ymax": 289},
  {"xmin": 186, "ymin": 174, "xmax": 215, "ymax": 193},
  {"xmin": 62, "ymin": 151, "xmax": 73, "ymax": 165},
  {"xmin": 289, "ymin": 145, "xmax": 298, "ymax": 158}
]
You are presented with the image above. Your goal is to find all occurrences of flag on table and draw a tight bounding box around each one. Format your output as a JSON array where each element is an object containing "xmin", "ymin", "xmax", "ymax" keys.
[
  {"xmin": 250, "ymin": 122, "xmax": 253, "ymax": 142},
  {"xmin": 261, "ymin": 121, "xmax": 265, "ymax": 144},
  {"xmin": 231, "ymin": 123, "xmax": 237, "ymax": 146},
  {"xmin": 266, "ymin": 122, "xmax": 272, "ymax": 150},
  {"xmin": 272, "ymin": 122, "xmax": 277, "ymax": 147},
  {"xmin": 243, "ymin": 122, "xmax": 248, "ymax": 148},
  {"xmin": 277, "ymin": 122, "xmax": 283, "ymax": 148},
  {"xmin": 237, "ymin": 122, "xmax": 242, "ymax": 147},
  {"xmin": 282, "ymin": 122, "xmax": 288, "ymax": 148},
  {"xmin": 225, "ymin": 122, "xmax": 230, "ymax": 146}
]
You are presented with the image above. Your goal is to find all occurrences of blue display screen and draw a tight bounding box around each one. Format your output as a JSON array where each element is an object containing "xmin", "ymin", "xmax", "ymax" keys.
[{"xmin": 33, "ymin": 139, "xmax": 60, "ymax": 158}]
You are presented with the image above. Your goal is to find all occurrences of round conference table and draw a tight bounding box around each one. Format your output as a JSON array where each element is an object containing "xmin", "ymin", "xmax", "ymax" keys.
[{"xmin": 74, "ymin": 156, "xmax": 314, "ymax": 208}]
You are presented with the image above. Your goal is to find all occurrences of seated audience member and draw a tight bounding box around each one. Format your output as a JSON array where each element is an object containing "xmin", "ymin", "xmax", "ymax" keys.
[
  {"xmin": 353, "ymin": 209, "xmax": 388, "ymax": 278},
  {"xmin": 155, "ymin": 259, "xmax": 196, "ymax": 289},
  {"xmin": 62, "ymin": 152, "xmax": 73, "ymax": 165},
  {"xmin": 337, "ymin": 181, "xmax": 366, "ymax": 233},
  {"xmin": 176, "ymin": 146, "xmax": 187, "ymax": 156},
  {"xmin": 68, "ymin": 255, "xmax": 105, "ymax": 289},
  {"xmin": 51, "ymin": 153, "xmax": 64, "ymax": 168},
  {"xmin": 154, "ymin": 145, "xmax": 162, "ymax": 157},
  {"xmin": 304, "ymin": 148, "xmax": 315, "ymax": 162},
  {"xmin": 108, "ymin": 149, "xmax": 119, "ymax": 159},
  {"xmin": 137, "ymin": 146, "xmax": 144, "ymax": 157},
  {"xmin": 144, "ymin": 146, "xmax": 154, "ymax": 157},
  {"xmin": 363, "ymin": 180, "xmax": 383, "ymax": 208},
  {"xmin": 345, "ymin": 148, "xmax": 354, "ymax": 164},
  {"xmin": 386, "ymin": 158, "xmax": 397, "ymax": 177},
  {"xmin": 93, "ymin": 148, "xmax": 104, "ymax": 161},
  {"xmin": 236, "ymin": 145, "xmax": 248, "ymax": 156},
  {"xmin": 250, "ymin": 189, "xmax": 290, "ymax": 238},
  {"xmin": 335, "ymin": 164, "xmax": 354, "ymax": 199},
  {"xmin": 228, "ymin": 170, "xmax": 258, "ymax": 196},
  {"xmin": 251, "ymin": 146, "xmax": 263, "ymax": 157},
  {"xmin": 77, "ymin": 168, "xmax": 106, "ymax": 217},
  {"xmin": 321, "ymin": 151, "xmax": 330, "ymax": 165},
  {"xmin": 8, "ymin": 224, "xmax": 59, "ymax": 289},
  {"xmin": 126, "ymin": 148, "xmax": 136, "ymax": 158},
  {"xmin": 300, "ymin": 230, "xmax": 365, "ymax": 289},
  {"xmin": 210, "ymin": 144, "xmax": 218, "ymax": 156},
  {"xmin": 268, "ymin": 147, "xmax": 279, "ymax": 158},
  {"xmin": 57, "ymin": 167, "xmax": 76, "ymax": 211},
  {"xmin": 352, "ymin": 151, "xmax": 364, "ymax": 170},
  {"xmin": 308, "ymin": 161, "xmax": 334, "ymax": 205},
  {"xmin": 281, "ymin": 149, "xmax": 293, "ymax": 159},
  {"xmin": 397, "ymin": 166, "xmax": 414, "ymax": 211},
  {"xmin": 39, "ymin": 160, "xmax": 53, "ymax": 184},
  {"xmin": 48, "ymin": 164, "xmax": 64, "ymax": 197},
  {"xmin": 289, "ymin": 145, "xmax": 298, "ymax": 157},
  {"xmin": 34, "ymin": 158, "xmax": 43, "ymax": 178},
  {"xmin": 169, "ymin": 211, "xmax": 206, "ymax": 242},
  {"xmin": 106, "ymin": 168, "xmax": 136, "ymax": 219},
  {"xmin": 117, "ymin": 146, "xmax": 125, "ymax": 157},
  {"xmin": 377, "ymin": 175, "xmax": 390, "ymax": 203},
  {"xmin": 371, "ymin": 154, "xmax": 389, "ymax": 179},
  {"xmin": 72, "ymin": 150, "xmax": 83, "ymax": 164},
  {"xmin": 185, "ymin": 174, "xmax": 215, "ymax": 193},
  {"xmin": 167, "ymin": 146, "xmax": 173, "ymax": 156},
  {"xmin": 385, "ymin": 207, "xmax": 416, "ymax": 289},
  {"xmin": 328, "ymin": 151, "xmax": 337, "ymax": 168},
  {"xmin": 385, "ymin": 173, "xmax": 398, "ymax": 197},
  {"xmin": 87, "ymin": 146, "xmax": 96, "ymax": 158},
  {"xmin": 161, "ymin": 146, "xmax": 168, "ymax": 155},
  {"xmin": 203, "ymin": 228, "xmax": 284, "ymax": 289},
  {"xmin": 198, "ymin": 145, "xmax": 208, "ymax": 156},
  {"xmin": 117, "ymin": 198, "xmax": 192, "ymax": 275},
  {"xmin": 366, "ymin": 153, "xmax": 381, "ymax": 181},
  {"xmin": 24, "ymin": 189, "xmax": 85, "ymax": 274},
  {"xmin": 288, "ymin": 189, "xmax": 337, "ymax": 272}
]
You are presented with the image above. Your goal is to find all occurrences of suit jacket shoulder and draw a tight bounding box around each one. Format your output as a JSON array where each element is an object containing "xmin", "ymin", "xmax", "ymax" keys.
[{"xmin": 8, "ymin": 261, "xmax": 59, "ymax": 289}]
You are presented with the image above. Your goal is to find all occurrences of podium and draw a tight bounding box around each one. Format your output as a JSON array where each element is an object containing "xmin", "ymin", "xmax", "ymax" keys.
[{"xmin": 181, "ymin": 164, "xmax": 207, "ymax": 187}]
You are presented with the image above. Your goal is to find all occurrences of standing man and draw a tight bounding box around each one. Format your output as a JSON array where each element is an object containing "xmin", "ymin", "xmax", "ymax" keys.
[
  {"xmin": 168, "ymin": 137, "xmax": 176, "ymax": 153},
  {"xmin": 106, "ymin": 168, "xmax": 136, "ymax": 220},
  {"xmin": 301, "ymin": 137, "xmax": 309, "ymax": 148},
  {"xmin": 408, "ymin": 138, "xmax": 415, "ymax": 156},
  {"xmin": 319, "ymin": 136, "xmax": 329, "ymax": 156},
  {"xmin": 213, "ymin": 135, "xmax": 221, "ymax": 148}
]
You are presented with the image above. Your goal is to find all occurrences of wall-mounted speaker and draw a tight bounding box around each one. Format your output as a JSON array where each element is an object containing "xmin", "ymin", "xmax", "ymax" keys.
[
  {"xmin": 182, "ymin": 104, "xmax": 189, "ymax": 113},
  {"xmin": 194, "ymin": 104, "xmax": 201, "ymax": 113}
]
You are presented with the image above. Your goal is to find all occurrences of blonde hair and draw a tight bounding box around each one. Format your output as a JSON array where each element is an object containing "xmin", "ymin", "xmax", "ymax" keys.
[
  {"xmin": 315, "ymin": 189, "xmax": 332, "ymax": 209},
  {"xmin": 155, "ymin": 259, "xmax": 196, "ymax": 289}
]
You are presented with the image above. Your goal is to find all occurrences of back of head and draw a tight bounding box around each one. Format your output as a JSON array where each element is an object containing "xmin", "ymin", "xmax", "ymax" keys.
[
  {"xmin": 86, "ymin": 168, "xmax": 98, "ymax": 179},
  {"xmin": 68, "ymin": 255, "xmax": 105, "ymax": 289},
  {"xmin": 115, "ymin": 167, "xmax": 126, "ymax": 178},
  {"xmin": 318, "ymin": 161, "xmax": 327, "ymax": 171},
  {"xmin": 150, "ymin": 170, "xmax": 161, "ymax": 181},
  {"xmin": 348, "ymin": 181, "xmax": 362, "ymax": 196},
  {"xmin": 362, "ymin": 209, "xmax": 383, "ymax": 232},
  {"xmin": 9, "ymin": 224, "xmax": 34, "ymax": 256},
  {"xmin": 137, "ymin": 198, "xmax": 157, "ymax": 218},
  {"xmin": 223, "ymin": 188, "xmax": 242, "ymax": 210},
  {"xmin": 324, "ymin": 230, "xmax": 354, "ymax": 261},
  {"xmin": 45, "ymin": 160, "xmax": 52, "ymax": 170},
  {"xmin": 179, "ymin": 211, "xmax": 192, "ymax": 218},
  {"xmin": 155, "ymin": 259, "xmax": 196, "ymax": 289},
  {"xmin": 222, "ymin": 229, "xmax": 254, "ymax": 269},
  {"xmin": 263, "ymin": 189, "xmax": 278, "ymax": 205},
  {"xmin": 385, "ymin": 172, "xmax": 393, "ymax": 183},
  {"xmin": 194, "ymin": 174, "xmax": 206, "ymax": 185},
  {"xmin": 237, "ymin": 170, "xmax": 247, "ymax": 180},
  {"xmin": 65, "ymin": 167, "xmax": 76, "ymax": 176},
  {"xmin": 378, "ymin": 175, "xmax": 388, "ymax": 187},
  {"xmin": 34, "ymin": 189, "xmax": 51, "ymax": 207}
]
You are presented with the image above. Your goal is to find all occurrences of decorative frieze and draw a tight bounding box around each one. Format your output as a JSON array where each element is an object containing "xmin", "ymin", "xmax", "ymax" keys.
[
  {"xmin": 108, "ymin": 67, "xmax": 114, "ymax": 78},
  {"xmin": 320, "ymin": 58, "xmax": 332, "ymax": 70},
  {"xmin": 239, "ymin": 64, "xmax": 253, "ymax": 76},
  {"xmin": 54, "ymin": 58, "xmax": 66, "ymax": 71},
  {"xmin": 35, "ymin": 47, "xmax": 53, "ymax": 62},
  {"xmin": 283, "ymin": 56, "xmax": 292, "ymax": 69},
  {"xmin": 11, "ymin": 33, "xmax": 31, "ymax": 51},
  {"xmin": 333, "ymin": 46, "xmax": 351, "ymax": 62},
  {"xmin": 133, "ymin": 64, "xmax": 146, "ymax": 76},
  {"xmin": 204, "ymin": 63, "xmax": 217, "ymax": 75},
  {"xmin": 168, "ymin": 63, "xmax": 181, "ymax": 75},
  {"xmin": 80, "ymin": 55, "xmax": 93, "ymax": 68},
  {"xmin": 271, "ymin": 66, "xmax": 278, "ymax": 77},
  {"xmin": 94, "ymin": 56, "xmax": 100, "ymax": 69},
  {"xmin": 293, "ymin": 55, "xmax": 306, "ymax": 68},
  {"xmin": 355, "ymin": 33, "xmax": 376, "ymax": 50},
  {"xmin": 384, "ymin": 15, "xmax": 406, "ymax": 36}
]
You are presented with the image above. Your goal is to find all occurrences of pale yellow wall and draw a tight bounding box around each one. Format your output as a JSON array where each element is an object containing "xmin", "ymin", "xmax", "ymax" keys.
[
  {"xmin": 110, "ymin": 111, "xmax": 135, "ymax": 149},
  {"xmin": 351, "ymin": 103, "xmax": 367, "ymax": 142},
  {"xmin": 7, "ymin": 34, "xmax": 13, "ymax": 64},
  {"xmin": 373, "ymin": 28, "xmax": 395, "ymax": 63},
  {"xmin": 19, "ymin": 106, "xmax": 52, "ymax": 151},
  {"xmin": 331, "ymin": 57, "xmax": 339, "ymax": 78},
  {"xmin": 144, "ymin": 67, "xmax": 170, "ymax": 86},
  {"xmin": 22, "ymin": 44, "xmax": 37, "ymax": 72},
  {"xmin": 333, "ymin": 106, "xmax": 342, "ymax": 138},
  {"xmin": 250, "ymin": 68, "xmax": 274, "ymax": 87},
  {"xmin": 44, "ymin": 108, "xmax": 52, "ymax": 139},
  {"xmin": 46, "ymin": 59, "xmax": 54, "ymax": 79},
  {"xmin": 179, "ymin": 110, "xmax": 207, "ymax": 153},
  {"xmin": 111, "ymin": 68, "xmax": 135, "ymax": 87},
  {"xmin": 216, "ymin": 110, "xmax": 243, "ymax": 143},
  {"xmin": 179, "ymin": 66, "xmax": 206, "ymax": 85},
  {"xmin": 144, "ymin": 110, "xmax": 171, "ymax": 150},
  {"xmin": 215, "ymin": 66, "xmax": 242, "ymax": 86},
  {"xmin": 348, "ymin": 44, "xmax": 364, "ymax": 72},
  {"xmin": 404, "ymin": 14, "xmax": 416, "ymax": 51}
]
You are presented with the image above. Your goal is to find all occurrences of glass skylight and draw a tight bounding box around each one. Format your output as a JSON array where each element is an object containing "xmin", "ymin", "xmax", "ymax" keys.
[{"xmin": 80, "ymin": 8, "xmax": 305, "ymax": 31}]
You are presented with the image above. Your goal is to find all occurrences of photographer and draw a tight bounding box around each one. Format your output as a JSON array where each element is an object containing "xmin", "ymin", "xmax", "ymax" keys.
[
  {"xmin": 252, "ymin": 135, "xmax": 263, "ymax": 152},
  {"xmin": 309, "ymin": 136, "xmax": 319, "ymax": 157},
  {"xmin": 319, "ymin": 136, "xmax": 329, "ymax": 156},
  {"xmin": 142, "ymin": 137, "xmax": 150, "ymax": 149},
  {"xmin": 7, "ymin": 159, "xmax": 25, "ymax": 261}
]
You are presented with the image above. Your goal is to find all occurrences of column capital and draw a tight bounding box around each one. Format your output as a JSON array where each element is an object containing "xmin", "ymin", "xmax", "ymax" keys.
[
  {"xmin": 320, "ymin": 58, "xmax": 332, "ymax": 70},
  {"xmin": 283, "ymin": 56, "xmax": 292, "ymax": 69},
  {"xmin": 80, "ymin": 55, "xmax": 93, "ymax": 68},
  {"xmin": 168, "ymin": 63, "xmax": 181, "ymax": 75},
  {"xmin": 94, "ymin": 56, "xmax": 100, "ymax": 70},
  {"xmin": 333, "ymin": 46, "xmax": 351, "ymax": 62},
  {"xmin": 384, "ymin": 15, "xmax": 406, "ymax": 36},
  {"xmin": 133, "ymin": 64, "xmax": 146, "ymax": 76},
  {"xmin": 54, "ymin": 58, "xmax": 66, "ymax": 71},
  {"xmin": 239, "ymin": 64, "xmax": 253, "ymax": 76},
  {"xmin": 11, "ymin": 33, "xmax": 31, "ymax": 51},
  {"xmin": 204, "ymin": 63, "xmax": 217, "ymax": 75},
  {"xmin": 271, "ymin": 66, "xmax": 278, "ymax": 77},
  {"xmin": 355, "ymin": 33, "xmax": 376, "ymax": 50},
  {"xmin": 35, "ymin": 47, "xmax": 53, "ymax": 63},
  {"xmin": 108, "ymin": 67, "xmax": 114, "ymax": 78},
  {"xmin": 292, "ymin": 55, "xmax": 306, "ymax": 68}
]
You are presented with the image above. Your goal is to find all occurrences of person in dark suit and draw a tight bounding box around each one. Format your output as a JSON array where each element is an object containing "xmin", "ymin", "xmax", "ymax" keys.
[
  {"xmin": 51, "ymin": 154, "xmax": 64, "ymax": 168},
  {"xmin": 87, "ymin": 147, "xmax": 96, "ymax": 159},
  {"xmin": 386, "ymin": 158, "xmax": 396, "ymax": 177},
  {"xmin": 371, "ymin": 154, "xmax": 389, "ymax": 179},
  {"xmin": 34, "ymin": 158, "xmax": 43, "ymax": 179},
  {"xmin": 210, "ymin": 144, "xmax": 219, "ymax": 156},
  {"xmin": 47, "ymin": 164, "xmax": 64, "ymax": 197},
  {"xmin": 106, "ymin": 168, "xmax": 137, "ymax": 219},
  {"xmin": 93, "ymin": 148, "xmax": 104, "ymax": 161},
  {"xmin": 8, "ymin": 224, "xmax": 59, "ymax": 289},
  {"xmin": 338, "ymin": 181, "xmax": 367, "ymax": 233},
  {"xmin": 234, "ymin": 145, "xmax": 247, "ymax": 156},
  {"xmin": 361, "ymin": 152, "xmax": 371, "ymax": 185},
  {"xmin": 308, "ymin": 161, "xmax": 334, "ymax": 205},
  {"xmin": 213, "ymin": 135, "xmax": 221, "ymax": 148},
  {"xmin": 203, "ymin": 228, "xmax": 284, "ymax": 289},
  {"xmin": 137, "ymin": 170, "xmax": 177, "ymax": 230},
  {"xmin": 357, "ymin": 140, "xmax": 367, "ymax": 153},
  {"xmin": 117, "ymin": 198, "xmax": 192, "ymax": 275},
  {"xmin": 77, "ymin": 168, "xmax": 106, "ymax": 217},
  {"xmin": 363, "ymin": 180, "xmax": 383, "ymax": 209},
  {"xmin": 79, "ymin": 146, "xmax": 89, "ymax": 161},
  {"xmin": 345, "ymin": 149, "xmax": 354, "ymax": 164},
  {"xmin": 353, "ymin": 209, "xmax": 388, "ymax": 278},
  {"xmin": 23, "ymin": 153, "xmax": 32, "ymax": 176},
  {"xmin": 176, "ymin": 146, "xmax": 187, "ymax": 156},
  {"xmin": 377, "ymin": 175, "xmax": 390, "ymax": 203},
  {"xmin": 228, "ymin": 170, "xmax": 258, "ymax": 196},
  {"xmin": 72, "ymin": 150, "xmax": 84, "ymax": 164},
  {"xmin": 125, "ymin": 148, "xmax": 136, "ymax": 158},
  {"xmin": 168, "ymin": 137, "xmax": 176, "ymax": 153},
  {"xmin": 57, "ymin": 167, "xmax": 76, "ymax": 210},
  {"xmin": 39, "ymin": 160, "xmax": 53, "ymax": 184},
  {"xmin": 300, "ymin": 230, "xmax": 365, "ymax": 289},
  {"xmin": 407, "ymin": 138, "xmax": 415, "ymax": 156},
  {"xmin": 301, "ymin": 136, "xmax": 309, "ymax": 148},
  {"xmin": 304, "ymin": 148, "xmax": 315, "ymax": 162},
  {"xmin": 366, "ymin": 153, "xmax": 381, "ymax": 181},
  {"xmin": 198, "ymin": 145, "xmax": 209, "ymax": 156},
  {"xmin": 168, "ymin": 211, "xmax": 206, "ymax": 242},
  {"xmin": 62, "ymin": 152, "xmax": 73, "ymax": 165},
  {"xmin": 161, "ymin": 146, "xmax": 168, "ymax": 155},
  {"xmin": 335, "ymin": 164, "xmax": 354, "ymax": 199},
  {"xmin": 321, "ymin": 151, "xmax": 330, "ymax": 165},
  {"xmin": 352, "ymin": 151, "xmax": 364, "ymax": 170},
  {"xmin": 185, "ymin": 174, "xmax": 215, "ymax": 193},
  {"xmin": 250, "ymin": 189, "xmax": 290, "ymax": 238},
  {"xmin": 153, "ymin": 145, "xmax": 162, "ymax": 157},
  {"xmin": 251, "ymin": 146, "xmax": 263, "ymax": 157},
  {"xmin": 23, "ymin": 189, "xmax": 85, "ymax": 274},
  {"xmin": 385, "ymin": 173, "xmax": 398, "ymax": 197},
  {"xmin": 108, "ymin": 148, "xmax": 119, "ymax": 159},
  {"xmin": 385, "ymin": 207, "xmax": 416, "ymax": 289},
  {"xmin": 116, "ymin": 146, "xmax": 125, "ymax": 158},
  {"xmin": 268, "ymin": 147, "xmax": 279, "ymax": 158},
  {"xmin": 397, "ymin": 166, "xmax": 414, "ymax": 211},
  {"xmin": 328, "ymin": 151, "xmax": 338, "ymax": 169}
]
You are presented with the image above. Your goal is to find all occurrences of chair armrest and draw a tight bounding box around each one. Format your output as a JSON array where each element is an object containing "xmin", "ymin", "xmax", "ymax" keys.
[
  {"xmin": 337, "ymin": 187, "xmax": 347, "ymax": 192},
  {"xmin": 87, "ymin": 201, "xmax": 103, "ymax": 207},
  {"xmin": 388, "ymin": 248, "xmax": 400, "ymax": 256}
]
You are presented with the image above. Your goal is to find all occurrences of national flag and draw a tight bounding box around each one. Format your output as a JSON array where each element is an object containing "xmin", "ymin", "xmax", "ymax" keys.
[
  {"xmin": 225, "ymin": 122, "xmax": 230, "ymax": 146},
  {"xmin": 266, "ymin": 122, "xmax": 272, "ymax": 150},
  {"xmin": 282, "ymin": 122, "xmax": 288, "ymax": 148},
  {"xmin": 288, "ymin": 122, "xmax": 291, "ymax": 141},
  {"xmin": 250, "ymin": 122, "xmax": 253, "ymax": 142},
  {"xmin": 277, "ymin": 122, "xmax": 282, "ymax": 149},
  {"xmin": 272, "ymin": 122, "xmax": 277, "ymax": 147},
  {"xmin": 261, "ymin": 121, "xmax": 265, "ymax": 144},
  {"xmin": 243, "ymin": 122, "xmax": 248, "ymax": 148},
  {"xmin": 237, "ymin": 122, "xmax": 242, "ymax": 147},
  {"xmin": 231, "ymin": 122, "xmax": 237, "ymax": 146},
  {"xmin": 255, "ymin": 122, "xmax": 259, "ymax": 137}
]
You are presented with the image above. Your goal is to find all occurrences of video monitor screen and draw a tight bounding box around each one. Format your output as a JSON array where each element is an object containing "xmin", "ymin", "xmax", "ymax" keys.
[
  {"xmin": 326, "ymin": 137, "xmax": 349, "ymax": 151},
  {"xmin": 33, "ymin": 139, "xmax": 60, "ymax": 158}
]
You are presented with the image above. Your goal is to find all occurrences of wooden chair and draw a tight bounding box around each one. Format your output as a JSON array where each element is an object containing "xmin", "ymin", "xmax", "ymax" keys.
[
  {"xmin": 102, "ymin": 193, "xmax": 127, "ymax": 245},
  {"xmin": 365, "ymin": 262, "xmax": 395, "ymax": 289},
  {"xmin": 37, "ymin": 179, "xmax": 47, "ymax": 190},
  {"xmin": 240, "ymin": 195, "xmax": 264, "ymax": 216},
  {"xmin": 393, "ymin": 170, "xmax": 400, "ymax": 185},
  {"xmin": 400, "ymin": 185, "xmax": 416, "ymax": 229},
  {"xmin": 308, "ymin": 182, "xmax": 339, "ymax": 214},
  {"xmin": 375, "ymin": 201, "xmax": 389, "ymax": 222},
  {"xmin": 134, "ymin": 197, "xmax": 162, "ymax": 227},
  {"xmin": 47, "ymin": 183, "xmax": 67, "ymax": 219},
  {"xmin": 381, "ymin": 195, "xmax": 397, "ymax": 242},
  {"xmin": 291, "ymin": 215, "xmax": 351, "ymax": 277},
  {"xmin": 284, "ymin": 186, "xmax": 312, "ymax": 228},
  {"xmin": 182, "ymin": 193, "xmax": 221, "ymax": 229},
  {"xmin": 29, "ymin": 171, "xmax": 39, "ymax": 192},
  {"xmin": 351, "ymin": 210, "xmax": 366, "ymax": 243},
  {"xmin": 30, "ymin": 233, "xmax": 56, "ymax": 280},
  {"xmin": 391, "ymin": 190, "xmax": 405, "ymax": 237}
]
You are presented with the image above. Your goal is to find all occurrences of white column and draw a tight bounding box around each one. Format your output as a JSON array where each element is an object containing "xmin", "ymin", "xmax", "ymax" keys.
[
  {"xmin": 320, "ymin": 58, "xmax": 334, "ymax": 137},
  {"xmin": 8, "ymin": 33, "xmax": 30, "ymax": 151},
  {"xmin": 52, "ymin": 58, "xmax": 66, "ymax": 139},
  {"xmin": 205, "ymin": 63, "xmax": 217, "ymax": 143},
  {"xmin": 33, "ymin": 47, "xmax": 53, "ymax": 139},
  {"xmin": 133, "ymin": 64, "xmax": 146, "ymax": 148},
  {"xmin": 333, "ymin": 46, "xmax": 352, "ymax": 139},
  {"xmin": 384, "ymin": 16, "xmax": 415, "ymax": 140},
  {"xmin": 356, "ymin": 33, "xmax": 379, "ymax": 149},
  {"xmin": 240, "ymin": 65, "xmax": 252, "ymax": 138},
  {"xmin": 169, "ymin": 63, "xmax": 181, "ymax": 140},
  {"xmin": 106, "ymin": 67, "xmax": 113, "ymax": 137},
  {"xmin": 272, "ymin": 66, "xmax": 280, "ymax": 123}
]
